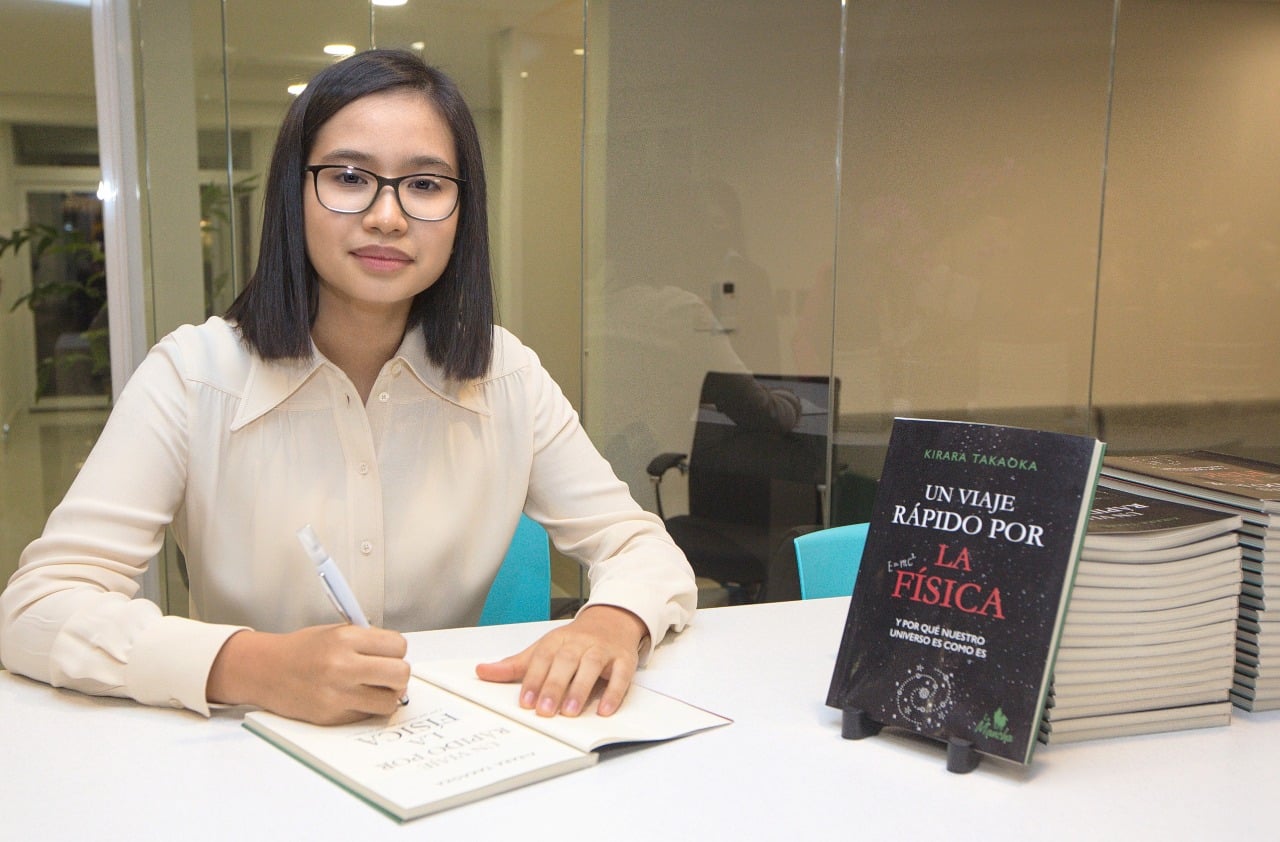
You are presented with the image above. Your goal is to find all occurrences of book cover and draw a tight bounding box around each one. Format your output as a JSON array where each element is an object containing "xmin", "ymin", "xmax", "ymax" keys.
[
  {"xmin": 1083, "ymin": 484, "xmax": 1243, "ymax": 553},
  {"xmin": 825, "ymin": 417, "xmax": 1104, "ymax": 765},
  {"xmin": 244, "ymin": 660, "xmax": 730, "ymax": 821},
  {"xmin": 1103, "ymin": 451, "xmax": 1280, "ymax": 516}
]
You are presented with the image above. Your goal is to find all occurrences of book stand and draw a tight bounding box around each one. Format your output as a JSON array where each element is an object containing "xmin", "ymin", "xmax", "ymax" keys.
[{"xmin": 840, "ymin": 708, "xmax": 982, "ymax": 774}]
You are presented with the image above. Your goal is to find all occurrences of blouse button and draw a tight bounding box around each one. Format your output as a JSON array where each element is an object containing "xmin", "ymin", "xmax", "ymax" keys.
[
  {"xmin": 378, "ymin": 391, "xmax": 390, "ymax": 403},
  {"xmin": 391, "ymin": 362, "xmax": 403, "ymax": 376},
  {"xmin": 360, "ymin": 541, "xmax": 373, "ymax": 555},
  {"xmin": 357, "ymin": 462, "xmax": 369, "ymax": 476}
]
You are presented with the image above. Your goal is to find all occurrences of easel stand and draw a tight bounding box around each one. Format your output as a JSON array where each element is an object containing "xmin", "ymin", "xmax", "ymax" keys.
[{"xmin": 840, "ymin": 708, "xmax": 982, "ymax": 774}]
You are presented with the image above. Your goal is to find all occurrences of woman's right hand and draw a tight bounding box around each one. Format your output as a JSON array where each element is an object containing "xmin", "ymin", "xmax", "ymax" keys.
[{"xmin": 206, "ymin": 624, "xmax": 410, "ymax": 724}]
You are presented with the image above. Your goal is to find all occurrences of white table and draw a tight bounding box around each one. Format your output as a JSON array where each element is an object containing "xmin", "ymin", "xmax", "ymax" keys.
[{"xmin": 3, "ymin": 598, "xmax": 1277, "ymax": 840}]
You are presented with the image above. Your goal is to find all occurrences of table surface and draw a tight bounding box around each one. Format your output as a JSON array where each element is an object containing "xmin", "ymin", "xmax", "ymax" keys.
[{"xmin": 3, "ymin": 597, "xmax": 1277, "ymax": 841}]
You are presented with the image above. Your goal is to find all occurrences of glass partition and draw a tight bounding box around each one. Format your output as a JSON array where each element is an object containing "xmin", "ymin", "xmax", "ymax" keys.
[
  {"xmin": 831, "ymin": 0, "xmax": 1118, "ymax": 523},
  {"xmin": 1093, "ymin": 0, "xmax": 1280, "ymax": 464},
  {"xmin": 582, "ymin": 1, "xmax": 843, "ymax": 603},
  {"xmin": 8, "ymin": 0, "xmax": 1280, "ymax": 619},
  {"xmin": 0, "ymin": 1, "xmax": 108, "ymax": 591}
]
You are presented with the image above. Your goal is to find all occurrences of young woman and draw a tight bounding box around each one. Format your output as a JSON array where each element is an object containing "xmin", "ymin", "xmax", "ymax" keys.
[{"xmin": 0, "ymin": 50, "xmax": 696, "ymax": 725}]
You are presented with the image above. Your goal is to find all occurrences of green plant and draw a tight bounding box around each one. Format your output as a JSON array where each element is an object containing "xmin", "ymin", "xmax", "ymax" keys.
[
  {"xmin": 1, "ymin": 223, "xmax": 110, "ymax": 397},
  {"xmin": 1, "ymin": 223, "xmax": 106, "ymax": 312}
]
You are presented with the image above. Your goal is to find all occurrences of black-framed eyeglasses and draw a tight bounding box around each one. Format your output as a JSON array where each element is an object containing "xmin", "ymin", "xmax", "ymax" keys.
[{"xmin": 304, "ymin": 164, "xmax": 464, "ymax": 222}]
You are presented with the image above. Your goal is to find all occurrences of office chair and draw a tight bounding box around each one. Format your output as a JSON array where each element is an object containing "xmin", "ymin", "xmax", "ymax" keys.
[
  {"xmin": 647, "ymin": 371, "xmax": 836, "ymax": 604},
  {"xmin": 793, "ymin": 522, "xmax": 869, "ymax": 599},
  {"xmin": 479, "ymin": 513, "xmax": 552, "ymax": 625}
]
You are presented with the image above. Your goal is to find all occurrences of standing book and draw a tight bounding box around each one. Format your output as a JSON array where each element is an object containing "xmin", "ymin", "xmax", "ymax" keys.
[
  {"xmin": 244, "ymin": 659, "xmax": 731, "ymax": 821},
  {"xmin": 826, "ymin": 418, "xmax": 1104, "ymax": 765}
]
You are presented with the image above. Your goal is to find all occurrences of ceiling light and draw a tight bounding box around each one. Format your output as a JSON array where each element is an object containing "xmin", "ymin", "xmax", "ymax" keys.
[
  {"xmin": 372, "ymin": 0, "xmax": 408, "ymax": 6},
  {"xmin": 323, "ymin": 44, "xmax": 357, "ymax": 57},
  {"xmin": 288, "ymin": 83, "xmax": 308, "ymax": 96}
]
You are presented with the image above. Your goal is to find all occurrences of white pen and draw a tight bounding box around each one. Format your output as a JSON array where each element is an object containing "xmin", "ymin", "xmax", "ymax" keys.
[{"xmin": 296, "ymin": 524, "xmax": 409, "ymax": 705}]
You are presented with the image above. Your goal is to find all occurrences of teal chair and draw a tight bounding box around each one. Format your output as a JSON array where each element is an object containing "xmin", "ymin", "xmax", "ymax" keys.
[
  {"xmin": 479, "ymin": 513, "xmax": 552, "ymax": 625},
  {"xmin": 793, "ymin": 522, "xmax": 869, "ymax": 599}
]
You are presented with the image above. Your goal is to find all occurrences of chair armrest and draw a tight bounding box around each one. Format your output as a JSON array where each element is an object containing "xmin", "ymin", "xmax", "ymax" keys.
[
  {"xmin": 645, "ymin": 452, "xmax": 688, "ymax": 520},
  {"xmin": 646, "ymin": 451, "xmax": 689, "ymax": 478}
]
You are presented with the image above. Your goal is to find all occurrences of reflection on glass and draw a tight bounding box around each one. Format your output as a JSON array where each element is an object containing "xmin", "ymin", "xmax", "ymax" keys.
[
  {"xmin": 200, "ymin": 174, "xmax": 257, "ymax": 317},
  {"xmin": 18, "ymin": 191, "xmax": 110, "ymax": 400},
  {"xmin": 649, "ymin": 372, "xmax": 834, "ymax": 604},
  {"xmin": 584, "ymin": 2, "xmax": 841, "ymax": 605}
]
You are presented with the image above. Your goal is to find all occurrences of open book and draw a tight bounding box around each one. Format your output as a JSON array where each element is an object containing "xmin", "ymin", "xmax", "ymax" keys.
[{"xmin": 243, "ymin": 660, "xmax": 731, "ymax": 821}]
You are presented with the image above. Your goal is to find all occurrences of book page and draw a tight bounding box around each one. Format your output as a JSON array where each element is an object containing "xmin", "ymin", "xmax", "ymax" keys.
[
  {"xmin": 413, "ymin": 659, "xmax": 731, "ymax": 752},
  {"xmin": 244, "ymin": 678, "xmax": 593, "ymax": 819}
]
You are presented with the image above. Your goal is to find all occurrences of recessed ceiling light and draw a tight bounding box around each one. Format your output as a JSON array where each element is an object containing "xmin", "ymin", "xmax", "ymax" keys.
[
  {"xmin": 323, "ymin": 44, "xmax": 357, "ymax": 57},
  {"xmin": 573, "ymin": 48, "xmax": 585, "ymax": 56},
  {"xmin": 411, "ymin": 41, "xmax": 425, "ymax": 51},
  {"xmin": 372, "ymin": 0, "xmax": 408, "ymax": 6},
  {"xmin": 288, "ymin": 83, "xmax": 308, "ymax": 96}
]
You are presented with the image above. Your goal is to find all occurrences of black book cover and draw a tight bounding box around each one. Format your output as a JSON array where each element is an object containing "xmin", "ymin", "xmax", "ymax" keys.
[
  {"xmin": 1103, "ymin": 451, "xmax": 1280, "ymax": 514},
  {"xmin": 1084, "ymin": 484, "xmax": 1242, "ymax": 553},
  {"xmin": 825, "ymin": 418, "xmax": 1104, "ymax": 764}
]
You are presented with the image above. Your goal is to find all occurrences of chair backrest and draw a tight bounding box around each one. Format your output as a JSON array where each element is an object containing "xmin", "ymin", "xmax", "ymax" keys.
[
  {"xmin": 794, "ymin": 522, "xmax": 869, "ymax": 600},
  {"xmin": 479, "ymin": 513, "xmax": 551, "ymax": 625},
  {"xmin": 686, "ymin": 372, "xmax": 835, "ymax": 526}
]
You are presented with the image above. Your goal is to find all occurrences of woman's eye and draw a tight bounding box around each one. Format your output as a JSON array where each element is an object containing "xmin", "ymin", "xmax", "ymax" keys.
[
  {"xmin": 336, "ymin": 170, "xmax": 367, "ymax": 186},
  {"xmin": 406, "ymin": 176, "xmax": 442, "ymax": 193}
]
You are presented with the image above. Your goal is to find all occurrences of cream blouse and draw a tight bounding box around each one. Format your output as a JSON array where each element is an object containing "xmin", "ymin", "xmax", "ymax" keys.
[{"xmin": 0, "ymin": 318, "xmax": 696, "ymax": 715}]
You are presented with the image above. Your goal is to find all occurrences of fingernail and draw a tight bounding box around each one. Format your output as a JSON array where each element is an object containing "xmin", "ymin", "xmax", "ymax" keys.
[
  {"xmin": 521, "ymin": 690, "xmax": 536, "ymax": 708},
  {"xmin": 563, "ymin": 697, "xmax": 581, "ymax": 716},
  {"xmin": 597, "ymin": 699, "xmax": 615, "ymax": 716},
  {"xmin": 538, "ymin": 696, "xmax": 556, "ymax": 715}
]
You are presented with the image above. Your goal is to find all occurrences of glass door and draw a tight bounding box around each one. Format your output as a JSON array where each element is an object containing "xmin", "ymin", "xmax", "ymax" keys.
[{"xmin": 0, "ymin": 3, "xmax": 106, "ymax": 599}]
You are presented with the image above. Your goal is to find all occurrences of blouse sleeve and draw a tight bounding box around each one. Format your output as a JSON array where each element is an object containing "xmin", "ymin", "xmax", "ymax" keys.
[
  {"xmin": 0, "ymin": 335, "xmax": 245, "ymax": 715},
  {"xmin": 515, "ymin": 345, "xmax": 697, "ymax": 655}
]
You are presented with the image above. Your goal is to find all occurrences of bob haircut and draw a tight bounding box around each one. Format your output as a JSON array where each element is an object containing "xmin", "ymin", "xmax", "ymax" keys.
[{"xmin": 226, "ymin": 49, "xmax": 494, "ymax": 381}]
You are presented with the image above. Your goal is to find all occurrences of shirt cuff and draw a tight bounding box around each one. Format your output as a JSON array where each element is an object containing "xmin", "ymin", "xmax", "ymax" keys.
[{"xmin": 125, "ymin": 615, "xmax": 248, "ymax": 716}]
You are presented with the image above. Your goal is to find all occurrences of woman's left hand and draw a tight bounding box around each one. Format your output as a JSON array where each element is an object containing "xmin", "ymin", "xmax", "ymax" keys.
[{"xmin": 475, "ymin": 605, "xmax": 650, "ymax": 717}]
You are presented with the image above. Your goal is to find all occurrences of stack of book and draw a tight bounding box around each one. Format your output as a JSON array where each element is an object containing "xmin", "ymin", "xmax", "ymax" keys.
[
  {"xmin": 1101, "ymin": 451, "xmax": 1280, "ymax": 713},
  {"xmin": 1040, "ymin": 484, "xmax": 1243, "ymax": 744}
]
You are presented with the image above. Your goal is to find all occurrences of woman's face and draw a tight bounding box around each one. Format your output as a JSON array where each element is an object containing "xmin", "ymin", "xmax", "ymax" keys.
[{"xmin": 304, "ymin": 88, "xmax": 460, "ymax": 324}]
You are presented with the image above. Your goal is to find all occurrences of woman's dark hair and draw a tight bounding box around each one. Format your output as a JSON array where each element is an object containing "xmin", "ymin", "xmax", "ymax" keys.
[{"xmin": 226, "ymin": 49, "xmax": 494, "ymax": 381}]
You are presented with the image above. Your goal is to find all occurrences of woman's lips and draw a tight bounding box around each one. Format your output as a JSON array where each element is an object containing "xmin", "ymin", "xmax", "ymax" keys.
[{"xmin": 352, "ymin": 246, "xmax": 412, "ymax": 272}]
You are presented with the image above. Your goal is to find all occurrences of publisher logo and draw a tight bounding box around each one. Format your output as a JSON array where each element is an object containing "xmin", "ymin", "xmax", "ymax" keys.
[{"xmin": 974, "ymin": 708, "xmax": 1014, "ymax": 744}]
